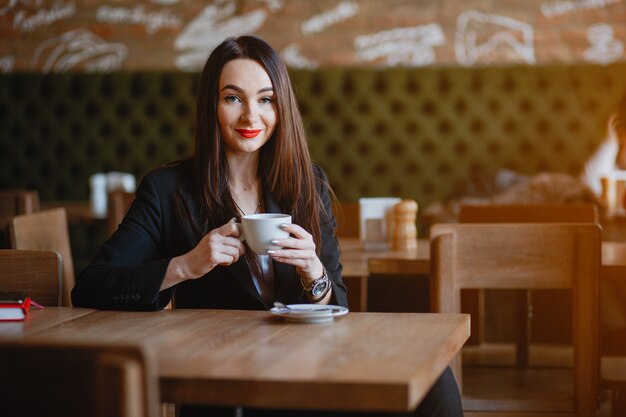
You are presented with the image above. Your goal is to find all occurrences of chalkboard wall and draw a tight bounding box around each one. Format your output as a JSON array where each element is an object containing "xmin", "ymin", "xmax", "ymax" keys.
[{"xmin": 1, "ymin": 0, "xmax": 625, "ymax": 72}]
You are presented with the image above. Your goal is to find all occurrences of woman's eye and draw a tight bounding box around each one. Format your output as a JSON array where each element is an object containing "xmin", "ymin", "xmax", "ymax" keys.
[
  {"xmin": 259, "ymin": 96, "xmax": 274, "ymax": 104},
  {"xmin": 225, "ymin": 95, "xmax": 240, "ymax": 103}
]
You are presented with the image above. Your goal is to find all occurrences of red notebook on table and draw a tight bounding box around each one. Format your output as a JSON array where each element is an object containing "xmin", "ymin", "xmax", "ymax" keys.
[{"xmin": 0, "ymin": 292, "xmax": 31, "ymax": 321}]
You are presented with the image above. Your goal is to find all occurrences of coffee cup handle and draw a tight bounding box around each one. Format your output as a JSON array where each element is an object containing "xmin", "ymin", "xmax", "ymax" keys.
[{"xmin": 235, "ymin": 223, "xmax": 245, "ymax": 242}]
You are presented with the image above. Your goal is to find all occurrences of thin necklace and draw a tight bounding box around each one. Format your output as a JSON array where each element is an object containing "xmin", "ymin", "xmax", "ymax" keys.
[{"xmin": 234, "ymin": 199, "xmax": 261, "ymax": 215}]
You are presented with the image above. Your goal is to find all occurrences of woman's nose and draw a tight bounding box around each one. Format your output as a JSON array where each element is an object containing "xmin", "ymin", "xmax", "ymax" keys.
[{"xmin": 240, "ymin": 102, "xmax": 259, "ymax": 123}]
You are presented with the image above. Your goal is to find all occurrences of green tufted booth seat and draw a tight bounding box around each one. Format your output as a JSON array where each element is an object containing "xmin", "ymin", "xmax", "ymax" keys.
[
  {"xmin": 2, "ymin": 64, "xmax": 626, "ymax": 205},
  {"xmin": 2, "ymin": 64, "xmax": 626, "ymax": 268}
]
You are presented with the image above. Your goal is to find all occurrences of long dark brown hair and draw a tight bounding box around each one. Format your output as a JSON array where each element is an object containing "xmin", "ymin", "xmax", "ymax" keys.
[{"xmin": 192, "ymin": 35, "xmax": 323, "ymax": 251}]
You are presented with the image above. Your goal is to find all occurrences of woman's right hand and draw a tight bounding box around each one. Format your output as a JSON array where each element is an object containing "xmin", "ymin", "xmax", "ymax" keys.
[{"xmin": 161, "ymin": 218, "xmax": 244, "ymax": 289}]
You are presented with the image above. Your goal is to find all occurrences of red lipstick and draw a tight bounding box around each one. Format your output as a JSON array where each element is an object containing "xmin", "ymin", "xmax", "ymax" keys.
[{"xmin": 235, "ymin": 129, "xmax": 262, "ymax": 138}]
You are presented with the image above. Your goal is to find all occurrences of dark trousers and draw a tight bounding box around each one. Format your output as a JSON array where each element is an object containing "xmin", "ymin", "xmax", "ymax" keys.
[{"xmin": 181, "ymin": 367, "xmax": 463, "ymax": 417}]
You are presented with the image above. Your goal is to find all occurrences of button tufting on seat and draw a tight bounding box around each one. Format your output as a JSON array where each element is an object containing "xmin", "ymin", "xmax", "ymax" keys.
[{"xmin": 1, "ymin": 64, "xmax": 626, "ymax": 215}]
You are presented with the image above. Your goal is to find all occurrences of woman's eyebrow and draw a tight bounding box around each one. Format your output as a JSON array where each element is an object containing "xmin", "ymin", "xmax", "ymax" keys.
[{"xmin": 221, "ymin": 85, "xmax": 274, "ymax": 94}]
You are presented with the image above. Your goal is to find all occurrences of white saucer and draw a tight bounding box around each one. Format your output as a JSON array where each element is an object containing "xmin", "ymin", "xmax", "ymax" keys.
[{"xmin": 270, "ymin": 304, "xmax": 349, "ymax": 324}]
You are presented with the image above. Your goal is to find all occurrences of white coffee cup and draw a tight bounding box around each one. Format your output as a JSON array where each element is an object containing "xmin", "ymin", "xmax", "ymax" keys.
[{"xmin": 239, "ymin": 213, "xmax": 291, "ymax": 255}]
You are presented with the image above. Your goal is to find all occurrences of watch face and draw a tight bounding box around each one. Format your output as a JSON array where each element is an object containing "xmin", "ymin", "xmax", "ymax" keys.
[{"xmin": 311, "ymin": 280, "xmax": 329, "ymax": 297}]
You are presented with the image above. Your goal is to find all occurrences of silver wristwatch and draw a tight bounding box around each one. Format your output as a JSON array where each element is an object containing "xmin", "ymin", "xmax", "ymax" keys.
[{"xmin": 301, "ymin": 269, "xmax": 331, "ymax": 302}]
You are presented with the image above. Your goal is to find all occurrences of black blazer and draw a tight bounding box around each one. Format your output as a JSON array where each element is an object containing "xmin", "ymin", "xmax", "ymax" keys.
[{"xmin": 72, "ymin": 159, "xmax": 348, "ymax": 311}]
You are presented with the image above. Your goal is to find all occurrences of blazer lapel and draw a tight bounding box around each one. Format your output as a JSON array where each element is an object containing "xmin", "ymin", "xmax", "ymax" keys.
[{"xmin": 229, "ymin": 257, "xmax": 265, "ymax": 306}]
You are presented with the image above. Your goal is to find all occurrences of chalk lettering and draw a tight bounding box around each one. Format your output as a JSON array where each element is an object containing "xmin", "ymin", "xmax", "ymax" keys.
[
  {"xmin": 0, "ymin": 0, "xmax": 44, "ymax": 17},
  {"xmin": 281, "ymin": 44, "xmax": 317, "ymax": 69},
  {"xmin": 301, "ymin": 1, "xmax": 358, "ymax": 35},
  {"xmin": 96, "ymin": 5, "xmax": 181, "ymax": 34},
  {"xmin": 0, "ymin": 0, "xmax": 18, "ymax": 16},
  {"xmin": 12, "ymin": 0, "xmax": 75, "ymax": 32},
  {"xmin": 354, "ymin": 24, "xmax": 445, "ymax": 67},
  {"xmin": 260, "ymin": 0, "xmax": 283, "ymax": 12},
  {"xmin": 541, "ymin": 0, "xmax": 621, "ymax": 19}
]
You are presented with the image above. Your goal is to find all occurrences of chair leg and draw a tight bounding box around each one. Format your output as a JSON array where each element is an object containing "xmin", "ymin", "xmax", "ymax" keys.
[
  {"xmin": 614, "ymin": 389, "xmax": 626, "ymax": 417},
  {"xmin": 515, "ymin": 289, "xmax": 532, "ymax": 367}
]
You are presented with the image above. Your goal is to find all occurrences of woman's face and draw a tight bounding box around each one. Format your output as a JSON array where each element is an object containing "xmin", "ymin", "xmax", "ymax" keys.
[{"xmin": 217, "ymin": 58, "xmax": 277, "ymax": 156}]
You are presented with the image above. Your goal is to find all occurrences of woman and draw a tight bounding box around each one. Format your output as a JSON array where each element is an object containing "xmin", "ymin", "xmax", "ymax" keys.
[{"xmin": 72, "ymin": 35, "xmax": 462, "ymax": 417}]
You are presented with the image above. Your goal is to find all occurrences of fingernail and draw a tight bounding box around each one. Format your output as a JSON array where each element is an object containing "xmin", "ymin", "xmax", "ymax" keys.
[
  {"xmin": 280, "ymin": 223, "xmax": 288, "ymax": 229},
  {"xmin": 267, "ymin": 250, "xmax": 276, "ymax": 255},
  {"xmin": 270, "ymin": 239, "xmax": 280, "ymax": 244}
]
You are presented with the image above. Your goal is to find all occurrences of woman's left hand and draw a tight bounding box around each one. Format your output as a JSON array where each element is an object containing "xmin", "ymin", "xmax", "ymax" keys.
[{"xmin": 267, "ymin": 223, "xmax": 324, "ymax": 286}]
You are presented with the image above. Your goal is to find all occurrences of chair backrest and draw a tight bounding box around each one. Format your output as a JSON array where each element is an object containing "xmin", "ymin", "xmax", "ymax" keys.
[
  {"xmin": 458, "ymin": 203, "xmax": 599, "ymax": 224},
  {"xmin": 0, "ymin": 340, "xmax": 159, "ymax": 417},
  {"xmin": 458, "ymin": 203, "xmax": 598, "ymax": 351},
  {"xmin": 430, "ymin": 223, "xmax": 600, "ymax": 416},
  {"xmin": 107, "ymin": 190, "xmax": 136, "ymax": 236},
  {"xmin": 0, "ymin": 189, "xmax": 40, "ymax": 227},
  {"xmin": 8, "ymin": 208, "xmax": 74, "ymax": 307},
  {"xmin": 0, "ymin": 189, "xmax": 40, "ymax": 248},
  {"xmin": 0, "ymin": 249, "xmax": 61, "ymax": 306},
  {"xmin": 333, "ymin": 201, "xmax": 359, "ymax": 238}
]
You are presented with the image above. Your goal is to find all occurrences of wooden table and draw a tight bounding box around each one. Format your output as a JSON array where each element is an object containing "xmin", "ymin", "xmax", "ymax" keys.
[
  {"xmin": 41, "ymin": 201, "xmax": 105, "ymax": 224},
  {"xmin": 340, "ymin": 238, "xmax": 430, "ymax": 312},
  {"xmin": 340, "ymin": 238, "xmax": 430, "ymax": 277},
  {"xmin": 1, "ymin": 307, "xmax": 470, "ymax": 412}
]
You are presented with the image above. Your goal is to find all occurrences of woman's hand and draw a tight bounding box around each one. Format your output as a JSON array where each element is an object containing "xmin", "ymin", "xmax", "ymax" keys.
[
  {"xmin": 266, "ymin": 223, "xmax": 324, "ymax": 286},
  {"xmin": 161, "ymin": 218, "xmax": 244, "ymax": 290}
]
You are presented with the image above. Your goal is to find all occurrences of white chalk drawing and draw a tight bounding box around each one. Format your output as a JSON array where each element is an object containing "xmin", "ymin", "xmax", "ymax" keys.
[
  {"xmin": 455, "ymin": 10, "xmax": 535, "ymax": 66},
  {"xmin": 96, "ymin": 5, "xmax": 181, "ymax": 35},
  {"xmin": 281, "ymin": 44, "xmax": 318, "ymax": 69},
  {"xmin": 0, "ymin": 0, "xmax": 18, "ymax": 16},
  {"xmin": 0, "ymin": 0, "xmax": 44, "ymax": 16},
  {"xmin": 30, "ymin": 29, "xmax": 128, "ymax": 72},
  {"xmin": 301, "ymin": 1, "xmax": 359, "ymax": 35},
  {"xmin": 11, "ymin": 0, "xmax": 75, "ymax": 32},
  {"xmin": 540, "ymin": 0, "xmax": 621, "ymax": 19},
  {"xmin": 174, "ymin": 0, "xmax": 279, "ymax": 71},
  {"xmin": 260, "ymin": 0, "xmax": 283, "ymax": 12},
  {"xmin": 354, "ymin": 24, "xmax": 445, "ymax": 67},
  {"xmin": 150, "ymin": 0, "xmax": 180, "ymax": 4},
  {"xmin": 0, "ymin": 55, "xmax": 15, "ymax": 73},
  {"xmin": 584, "ymin": 23, "xmax": 623, "ymax": 64}
]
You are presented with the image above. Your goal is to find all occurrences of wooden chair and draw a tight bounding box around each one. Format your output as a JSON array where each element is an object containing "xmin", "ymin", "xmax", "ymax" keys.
[
  {"xmin": 430, "ymin": 223, "xmax": 600, "ymax": 416},
  {"xmin": 0, "ymin": 189, "xmax": 40, "ymax": 226},
  {"xmin": 0, "ymin": 249, "xmax": 61, "ymax": 306},
  {"xmin": 332, "ymin": 201, "xmax": 368, "ymax": 311},
  {"xmin": 8, "ymin": 208, "xmax": 74, "ymax": 307},
  {"xmin": 600, "ymin": 272, "xmax": 626, "ymax": 417},
  {"xmin": 332, "ymin": 201, "xmax": 360, "ymax": 238},
  {"xmin": 459, "ymin": 203, "xmax": 599, "ymax": 224},
  {"xmin": 458, "ymin": 203, "xmax": 598, "ymax": 366},
  {"xmin": 0, "ymin": 340, "xmax": 159, "ymax": 417},
  {"xmin": 107, "ymin": 190, "xmax": 136, "ymax": 236},
  {"xmin": 104, "ymin": 192, "xmax": 177, "ymax": 312},
  {"xmin": 0, "ymin": 189, "xmax": 40, "ymax": 247}
]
